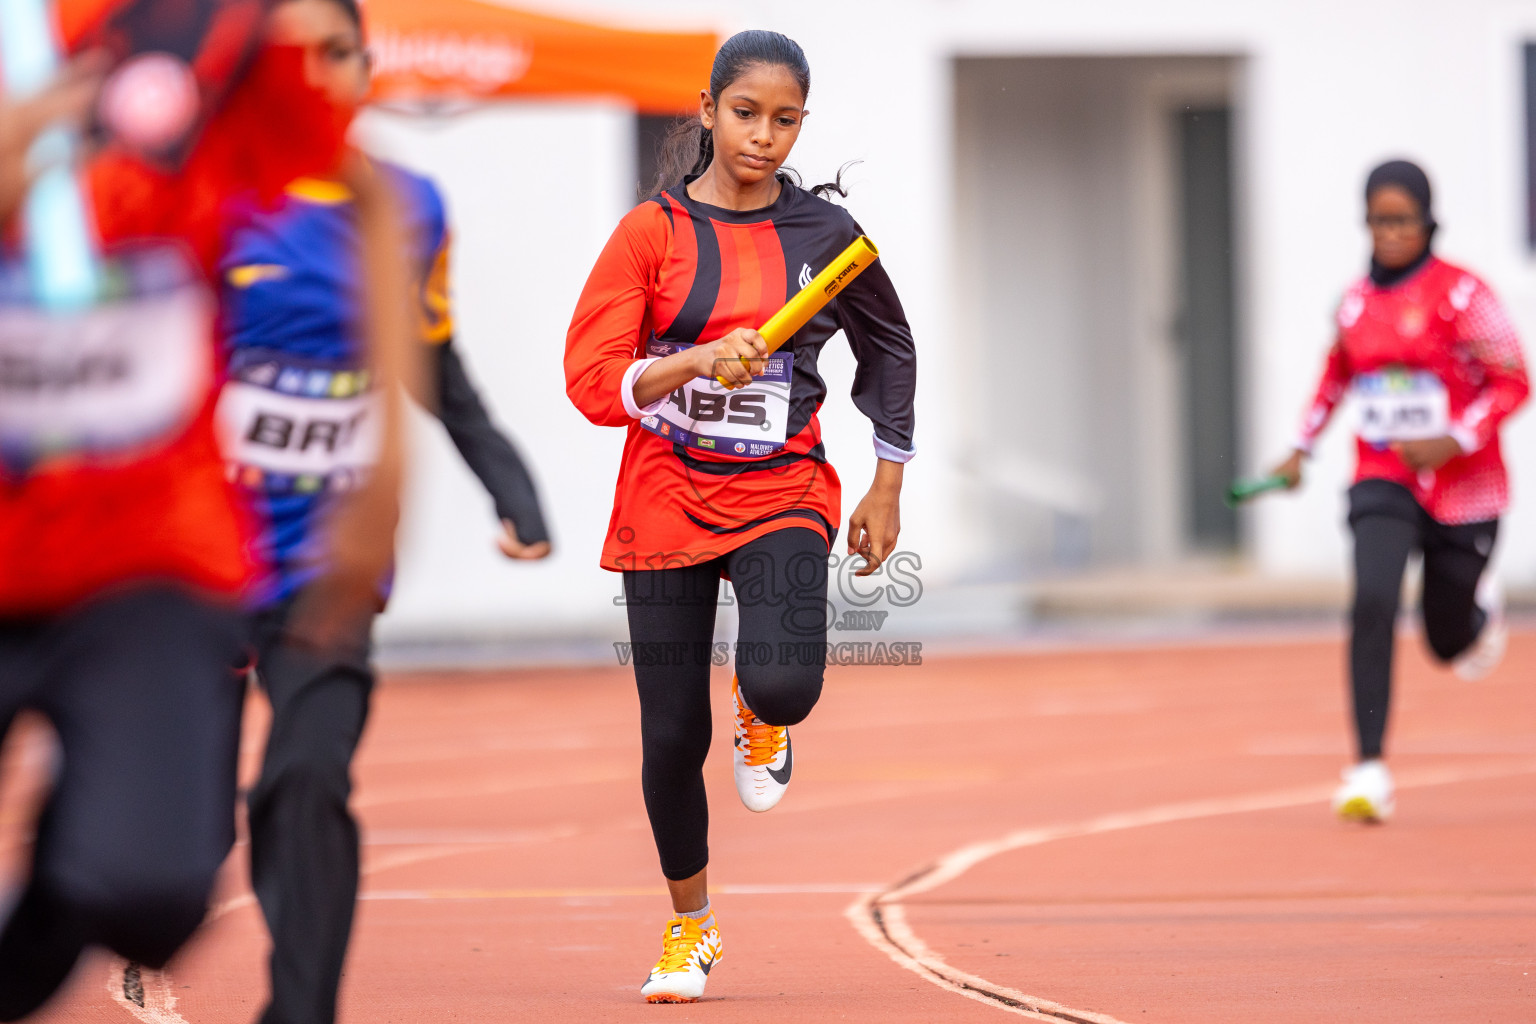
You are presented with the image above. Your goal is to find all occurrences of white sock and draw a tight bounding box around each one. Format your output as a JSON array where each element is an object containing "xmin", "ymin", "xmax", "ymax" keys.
[{"xmin": 677, "ymin": 901, "xmax": 715, "ymax": 931}]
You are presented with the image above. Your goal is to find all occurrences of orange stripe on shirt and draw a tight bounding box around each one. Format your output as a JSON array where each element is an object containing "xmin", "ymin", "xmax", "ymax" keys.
[
  {"xmin": 703, "ymin": 219, "xmax": 744, "ymax": 342},
  {"xmin": 732, "ymin": 225, "xmax": 763, "ymax": 328},
  {"xmin": 749, "ymin": 220, "xmax": 788, "ymax": 325}
]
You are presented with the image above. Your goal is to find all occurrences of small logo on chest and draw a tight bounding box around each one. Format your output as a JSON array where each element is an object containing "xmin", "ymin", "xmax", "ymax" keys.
[
  {"xmin": 798, "ymin": 263, "xmax": 814, "ymax": 289},
  {"xmin": 227, "ymin": 264, "xmax": 290, "ymax": 289}
]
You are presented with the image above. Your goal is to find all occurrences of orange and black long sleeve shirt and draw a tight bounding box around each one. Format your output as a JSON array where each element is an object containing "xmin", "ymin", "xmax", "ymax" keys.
[{"xmin": 565, "ymin": 178, "xmax": 916, "ymax": 572}]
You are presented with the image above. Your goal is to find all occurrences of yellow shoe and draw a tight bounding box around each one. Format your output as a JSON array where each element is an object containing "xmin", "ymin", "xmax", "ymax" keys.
[
  {"xmin": 640, "ymin": 915, "xmax": 722, "ymax": 1003},
  {"xmin": 732, "ymin": 675, "xmax": 791, "ymax": 812}
]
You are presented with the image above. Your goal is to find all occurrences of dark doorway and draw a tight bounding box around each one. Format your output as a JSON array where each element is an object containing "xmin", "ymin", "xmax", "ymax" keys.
[{"xmin": 1177, "ymin": 107, "xmax": 1239, "ymax": 550}]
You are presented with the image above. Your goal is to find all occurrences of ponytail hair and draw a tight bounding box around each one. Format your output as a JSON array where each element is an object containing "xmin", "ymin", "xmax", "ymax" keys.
[
  {"xmin": 650, "ymin": 115, "xmax": 718, "ymax": 198},
  {"xmin": 644, "ymin": 29, "xmax": 848, "ymax": 200}
]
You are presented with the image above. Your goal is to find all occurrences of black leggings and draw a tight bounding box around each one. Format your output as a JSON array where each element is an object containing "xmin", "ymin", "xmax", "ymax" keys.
[
  {"xmin": 0, "ymin": 587, "xmax": 244, "ymax": 1021},
  {"xmin": 1348, "ymin": 480, "xmax": 1496, "ymax": 760},
  {"xmin": 623, "ymin": 527, "xmax": 829, "ymax": 881},
  {"xmin": 247, "ymin": 594, "xmax": 376, "ymax": 1024}
]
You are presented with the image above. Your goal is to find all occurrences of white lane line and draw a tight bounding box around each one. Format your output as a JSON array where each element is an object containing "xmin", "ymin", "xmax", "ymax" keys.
[
  {"xmin": 844, "ymin": 896, "xmax": 1132, "ymax": 1024},
  {"xmin": 362, "ymin": 825, "xmax": 586, "ymax": 845},
  {"xmin": 352, "ymin": 767, "xmax": 631, "ymax": 809},
  {"xmin": 868, "ymin": 901, "xmax": 1130, "ymax": 1024},
  {"xmin": 106, "ymin": 825, "xmax": 582, "ymax": 1022},
  {"xmin": 107, "ymin": 960, "xmax": 190, "ymax": 1024},
  {"xmin": 204, "ymin": 824, "xmax": 582, "ymax": 923},
  {"xmin": 847, "ymin": 757, "xmax": 1536, "ymax": 1022},
  {"xmin": 358, "ymin": 882, "xmax": 886, "ymax": 901}
]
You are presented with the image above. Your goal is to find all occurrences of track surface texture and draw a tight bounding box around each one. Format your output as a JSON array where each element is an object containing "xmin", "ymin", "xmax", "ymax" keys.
[{"xmin": 7, "ymin": 630, "xmax": 1535, "ymax": 1022}]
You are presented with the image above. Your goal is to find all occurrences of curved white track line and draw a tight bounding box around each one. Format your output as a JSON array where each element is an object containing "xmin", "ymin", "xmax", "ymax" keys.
[
  {"xmin": 843, "ymin": 895, "xmax": 1133, "ymax": 1023},
  {"xmin": 847, "ymin": 758, "xmax": 1536, "ymax": 1022}
]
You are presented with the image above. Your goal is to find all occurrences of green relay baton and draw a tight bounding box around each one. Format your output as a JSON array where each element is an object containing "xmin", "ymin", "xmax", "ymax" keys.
[{"xmin": 1224, "ymin": 474, "xmax": 1290, "ymax": 508}]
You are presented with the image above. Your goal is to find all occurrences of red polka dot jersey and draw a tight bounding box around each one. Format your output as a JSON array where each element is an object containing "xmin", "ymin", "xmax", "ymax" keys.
[{"xmin": 1295, "ymin": 257, "xmax": 1529, "ymax": 524}]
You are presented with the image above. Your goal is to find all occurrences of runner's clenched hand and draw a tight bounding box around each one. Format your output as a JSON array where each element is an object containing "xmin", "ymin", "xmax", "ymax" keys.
[{"xmin": 694, "ymin": 328, "xmax": 768, "ymax": 390}]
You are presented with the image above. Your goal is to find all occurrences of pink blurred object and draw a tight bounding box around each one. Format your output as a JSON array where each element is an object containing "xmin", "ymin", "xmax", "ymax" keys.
[{"xmin": 97, "ymin": 51, "xmax": 200, "ymax": 155}]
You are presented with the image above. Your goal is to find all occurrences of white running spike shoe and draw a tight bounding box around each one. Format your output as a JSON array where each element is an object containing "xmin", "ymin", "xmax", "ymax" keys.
[
  {"xmin": 640, "ymin": 916, "xmax": 723, "ymax": 1003},
  {"xmin": 1332, "ymin": 759, "xmax": 1395, "ymax": 823},
  {"xmin": 1454, "ymin": 573, "xmax": 1507, "ymax": 682},
  {"xmin": 732, "ymin": 675, "xmax": 791, "ymax": 812}
]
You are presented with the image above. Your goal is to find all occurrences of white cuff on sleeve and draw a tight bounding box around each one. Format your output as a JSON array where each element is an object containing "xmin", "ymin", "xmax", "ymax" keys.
[
  {"xmin": 621, "ymin": 358, "xmax": 666, "ymax": 419},
  {"xmin": 1448, "ymin": 423, "xmax": 1482, "ymax": 457},
  {"xmin": 873, "ymin": 433, "xmax": 916, "ymax": 464}
]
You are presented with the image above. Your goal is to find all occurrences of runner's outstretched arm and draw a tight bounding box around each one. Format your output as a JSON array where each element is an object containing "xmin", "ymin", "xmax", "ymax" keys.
[
  {"xmin": 429, "ymin": 338, "xmax": 552, "ymax": 557},
  {"xmin": 405, "ymin": 201, "xmax": 551, "ymax": 558},
  {"xmin": 1272, "ymin": 334, "xmax": 1352, "ymax": 488}
]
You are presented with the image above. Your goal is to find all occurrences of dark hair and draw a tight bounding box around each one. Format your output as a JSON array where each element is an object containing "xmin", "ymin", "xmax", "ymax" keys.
[
  {"xmin": 645, "ymin": 29, "xmax": 848, "ymax": 200},
  {"xmin": 279, "ymin": 0, "xmax": 364, "ymax": 32},
  {"xmin": 1365, "ymin": 158, "xmax": 1436, "ymax": 237}
]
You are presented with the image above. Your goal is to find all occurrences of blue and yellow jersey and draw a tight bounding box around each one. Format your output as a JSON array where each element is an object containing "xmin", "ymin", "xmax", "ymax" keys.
[{"xmin": 217, "ymin": 160, "xmax": 451, "ymax": 605}]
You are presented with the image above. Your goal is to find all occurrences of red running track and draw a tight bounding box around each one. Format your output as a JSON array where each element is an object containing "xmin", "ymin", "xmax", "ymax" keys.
[{"xmin": 8, "ymin": 629, "xmax": 1535, "ymax": 1022}]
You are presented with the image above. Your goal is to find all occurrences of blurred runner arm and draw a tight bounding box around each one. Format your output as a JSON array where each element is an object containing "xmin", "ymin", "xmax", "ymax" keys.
[
  {"xmin": 1272, "ymin": 333, "xmax": 1351, "ymax": 487},
  {"xmin": 288, "ymin": 153, "xmax": 417, "ymax": 647},
  {"xmin": 415, "ymin": 232, "xmax": 551, "ymax": 555},
  {"xmin": 1446, "ymin": 281, "xmax": 1529, "ymax": 456},
  {"xmin": 431, "ymin": 340, "xmax": 552, "ymax": 555},
  {"xmin": 1293, "ymin": 335, "xmax": 1351, "ymax": 457}
]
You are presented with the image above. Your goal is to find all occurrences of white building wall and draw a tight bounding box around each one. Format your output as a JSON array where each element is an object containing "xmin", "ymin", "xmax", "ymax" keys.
[
  {"xmin": 367, "ymin": 0, "xmax": 1536, "ymax": 643},
  {"xmin": 360, "ymin": 102, "xmax": 638, "ymax": 642}
]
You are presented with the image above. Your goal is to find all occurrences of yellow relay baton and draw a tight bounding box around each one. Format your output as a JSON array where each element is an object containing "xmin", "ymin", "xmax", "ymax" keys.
[{"xmin": 715, "ymin": 235, "xmax": 880, "ymax": 387}]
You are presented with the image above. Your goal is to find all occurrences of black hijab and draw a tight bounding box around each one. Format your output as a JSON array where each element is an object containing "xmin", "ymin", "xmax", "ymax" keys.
[{"xmin": 1365, "ymin": 159, "xmax": 1436, "ymax": 287}]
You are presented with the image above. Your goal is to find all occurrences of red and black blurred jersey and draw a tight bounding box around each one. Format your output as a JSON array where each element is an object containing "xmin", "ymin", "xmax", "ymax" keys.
[
  {"xmin": 0, "ymin": 43, "xmax": 345, "ymax": 615},
  {"xmin": 566, "ymin": 177, "xmax": 917, "ymax": 571}
]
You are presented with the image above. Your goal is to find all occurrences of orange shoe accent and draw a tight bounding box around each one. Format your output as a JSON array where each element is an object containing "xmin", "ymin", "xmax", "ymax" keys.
[
  {"xmin": 733, "ymin": 676, "xmax": 787, "ymax": 768},
  {"xmin": 653, "ymin": 916, "xmax": 709, "ymax": 975},
  {"xmin": 641, "ymin": 914, "xmax": 722, "ymax": 1002}
]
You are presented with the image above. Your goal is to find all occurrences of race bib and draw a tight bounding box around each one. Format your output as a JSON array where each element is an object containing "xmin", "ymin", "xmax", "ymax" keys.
[
  {"xmin": 0, "ymin": 248, "xmax": 212, "ymax": 473},
  {"xmin": 639, "ymin": 337, "xmax": 793, "ymax": 457},
  {"xmin": 1354, "ymin": 369, "xmax": 1449, "ymax": 445},
  {"xmin": 216, "ymin": 352, "xmax": 379, "ymax": 493}
]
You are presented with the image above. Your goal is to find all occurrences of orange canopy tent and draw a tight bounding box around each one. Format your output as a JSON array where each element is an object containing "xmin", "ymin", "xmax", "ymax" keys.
[
  {"xmin": 362, "ymin": 0, "xmax": 716, "ymax": 114},
  {"xmin": 57, "ymin": 0, "xmax": 717, "ymax": 115}
]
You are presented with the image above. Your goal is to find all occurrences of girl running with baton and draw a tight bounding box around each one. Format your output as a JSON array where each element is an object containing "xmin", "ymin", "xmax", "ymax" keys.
[
  {"xmin": 565, "ymin": 29, "xmax": 917, "ymax": 1003},
  {"xmin": 1268, "ymin": 159, "xmax": 1527, "ymax": 823}
]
